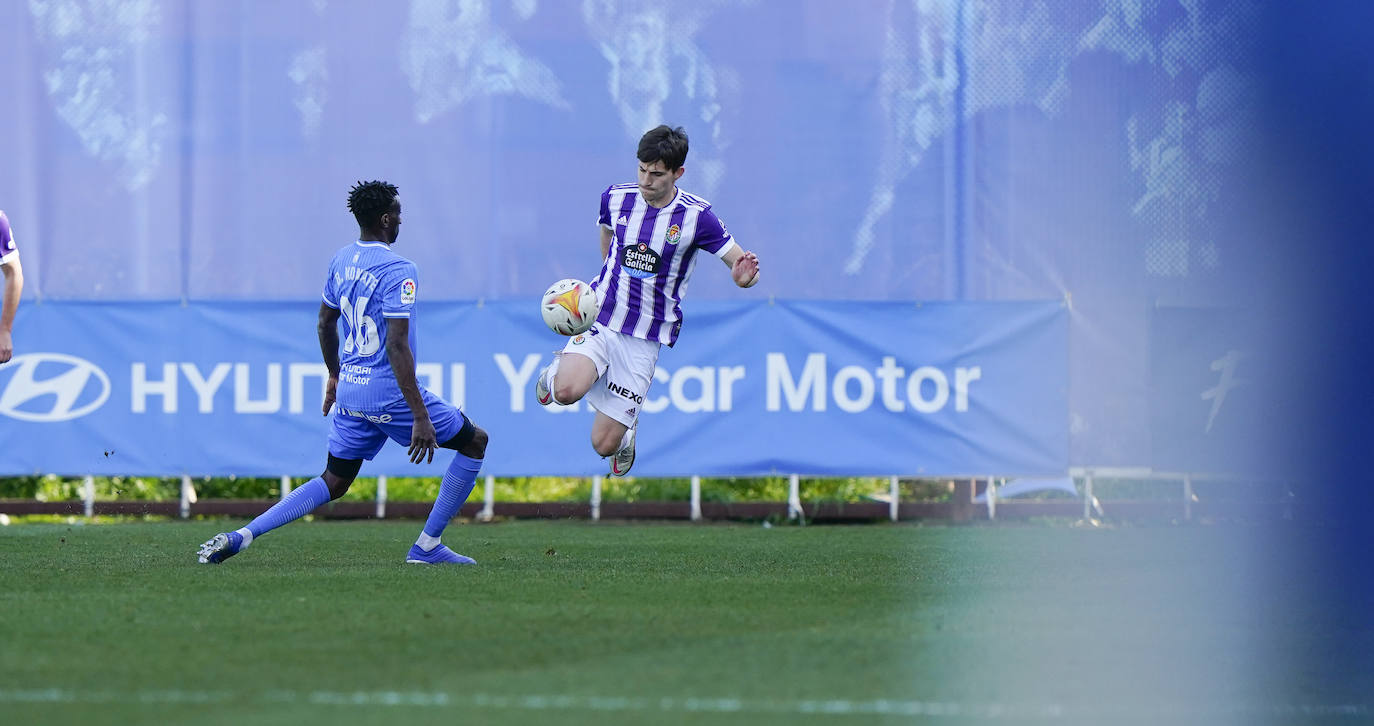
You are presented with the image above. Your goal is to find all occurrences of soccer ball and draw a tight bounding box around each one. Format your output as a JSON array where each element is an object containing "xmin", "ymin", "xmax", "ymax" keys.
[{"xmin": 540, "ymin": 278, "xmax": 599, "ymax": 336}]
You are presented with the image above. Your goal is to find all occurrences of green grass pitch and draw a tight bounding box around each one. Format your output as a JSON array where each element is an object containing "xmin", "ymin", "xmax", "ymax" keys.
[{"xmin": 1, "ymin": 520, "xmax": 1368, "ymax": 725}]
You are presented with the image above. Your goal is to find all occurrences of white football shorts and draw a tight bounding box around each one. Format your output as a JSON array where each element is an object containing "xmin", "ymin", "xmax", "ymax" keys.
[{"xmin": 558, "ymin": 323, "xmax": 660, "ymax": 427}]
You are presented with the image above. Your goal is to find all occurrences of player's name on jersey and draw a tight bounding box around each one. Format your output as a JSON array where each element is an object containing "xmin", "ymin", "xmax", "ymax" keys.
[{"xmin": 342, "ymin": 265, "xmax": 381, "ymax": 288}]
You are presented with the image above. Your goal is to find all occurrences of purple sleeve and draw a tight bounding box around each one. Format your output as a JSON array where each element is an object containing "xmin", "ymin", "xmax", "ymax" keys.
[
  {"xmin": 693, "ymin": 208, "xmax": 735, "ymax": 256},
  {"xmin": 0, "ymin": 211, "xmax": 16, "ymax": 262},
  {"xmin": 597, "ymin": 186, "xmax": 612, "ymax": 228}
]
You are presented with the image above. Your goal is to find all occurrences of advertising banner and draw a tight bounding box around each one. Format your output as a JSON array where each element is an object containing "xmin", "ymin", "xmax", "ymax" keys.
[{"xmin": 0, "ymin": 301, "xmax": 1068, "ymax": 477}]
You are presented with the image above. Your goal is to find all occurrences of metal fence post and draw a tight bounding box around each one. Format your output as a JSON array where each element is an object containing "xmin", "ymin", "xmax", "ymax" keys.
[
  {"xmin": 690, "ymin": 475, "xmax": 702, "ymax": 522},
  {"xmin": 1082, "ymin": 471, "xmax": 1094, "ymax": 521},
  {"xmin": 82, "ymin": 476, "xmax": 95, "ymax": 519},
  {"xmin": 479, "ymin": 474, "xmax": 495, "ymax": 522},
  {"xmin": 376, "ymin": 475, "xmax": 387, "ymax": 519},
  {"xmin": 986, "ymin": 476, "xmax": 997, "ymax": 520},
  {"xmin": 591, "ymin": 475, "xmax": 602, "ymax": 522},
  {"xmin": 179, "ymin": 475, "xmax": 195, "ymax": 519},
  {"xmin": 1183, "ymin": 473, "xmax": 1193, "ymax": 522},
  {"xmin": 788, "ymin": 474, "xmax": 804, "ymax": 523},
  {"xmin": 889, "ymin": 476, "xmax": 899, "ymax": 522}
]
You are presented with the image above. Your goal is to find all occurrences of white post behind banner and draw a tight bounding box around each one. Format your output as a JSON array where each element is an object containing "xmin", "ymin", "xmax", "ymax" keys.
[
  {"xmin": 82, "ymin": 476, "xmax": 95, "ymax": 519},
  {"xmin": 179, "ymin": 475, "xmax": 196, "ymax": 519},
  {"xmin": 690, "ymin": 475, "xmax": 702, "ymax": 522},
  {"xmin": 1183, "ymin": 473, "xmax": 1193, "ymax": 522},
  {"xmin": 479, "ymin": 474, "xmax": 495, "ymax": 522},
  {"xmin": 591, "ymin": 475, "xmax": 602, "ymax": 522},
  {"xmin": 280, "ymin": 475, "xmax": 293, "ymax": 497},
  {"xmin": 986, "ymin": 476, "xmax": 997, "ymax": 520},
  {"xmin": 376, "ymin": 475, "xmax": 387, "ymax": 519},
  {"xmin": 788, "ymin": 474, "xmax": 804, "ymax": 523},
  {"xmin": 889, "ymin": 476, "xmax": 899, "ymax": 522},
  {"xmin": 1082, "ymin": 472, "xmax": 1094, "ymax": 521}
]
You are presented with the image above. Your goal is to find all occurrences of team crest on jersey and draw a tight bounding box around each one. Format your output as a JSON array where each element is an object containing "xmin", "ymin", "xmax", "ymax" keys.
[
  {"xmin": 621, "ymin": 241, "xmax": 661, "ymax": 279},
  {"xmin": 665, "ymin": 224, "xmax": 681, "ymax": 244},
  {"xmin": 401, "ymin": 278, "xmax": 416, "ymax": 304},
  {"xmin": 571, "ymin": 334, "xmax": 586, "ymax": 345}
]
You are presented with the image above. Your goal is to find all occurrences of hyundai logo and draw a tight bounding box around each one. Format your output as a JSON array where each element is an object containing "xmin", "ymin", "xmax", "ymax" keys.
[{"xmin": 0, "ymin": 353, "xmax": 111, "ymax": 422}]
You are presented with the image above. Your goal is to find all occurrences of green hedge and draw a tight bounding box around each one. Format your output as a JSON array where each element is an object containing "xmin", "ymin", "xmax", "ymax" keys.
[{"xmin": 0, "ymin": 475, "xmax": 958, "ymax": 503}]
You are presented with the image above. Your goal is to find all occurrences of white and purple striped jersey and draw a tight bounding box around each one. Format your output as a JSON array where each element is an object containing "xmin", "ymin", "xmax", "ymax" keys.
[
  {"xmin": 0, "ymin": 210, "xmax": 17, "ymax": 265},
  {"xmin": 321, "ymin": 241, "xmax": 419, "ymax": 410},
  {"xmin": 591, "ymin": 184, "xmax": 737, "ymax": 347}
]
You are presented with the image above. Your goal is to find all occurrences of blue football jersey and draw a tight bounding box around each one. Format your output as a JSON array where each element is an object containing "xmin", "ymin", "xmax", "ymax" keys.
[{"xmin": 321, "ymin": 241, "xmax": 419, "ymax": 409}]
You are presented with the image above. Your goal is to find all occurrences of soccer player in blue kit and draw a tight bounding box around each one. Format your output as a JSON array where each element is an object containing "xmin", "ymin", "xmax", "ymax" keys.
[{"xmin": 197, "ymin": 180, "xmax": 488, "ymax": 565}]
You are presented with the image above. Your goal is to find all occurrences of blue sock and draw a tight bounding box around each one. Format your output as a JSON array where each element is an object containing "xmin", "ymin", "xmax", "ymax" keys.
[
  {"xmin": 245, "ymin": 477, "xmax": 332, "ymax": 539},
  {"xmin": 421, "ymin": 454, "xmax": 483, "ymax": 542}
]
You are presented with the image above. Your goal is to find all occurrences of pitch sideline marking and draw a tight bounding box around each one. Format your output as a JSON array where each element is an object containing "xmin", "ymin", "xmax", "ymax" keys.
[{"xmin": 0, "ymin": 688, "xmax": 1369, "ymax": 719}]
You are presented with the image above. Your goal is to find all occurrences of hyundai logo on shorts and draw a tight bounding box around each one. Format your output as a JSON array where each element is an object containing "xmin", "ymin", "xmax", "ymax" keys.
[{"xmin": 0, "ymin": 353, "xmax": 112, "ymax": 422}]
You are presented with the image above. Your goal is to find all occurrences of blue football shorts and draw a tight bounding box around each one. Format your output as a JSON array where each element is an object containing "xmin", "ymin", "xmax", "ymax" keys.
[{"xmin": 327, "ymin": 390, "xmax": 467, "ymax": 461}]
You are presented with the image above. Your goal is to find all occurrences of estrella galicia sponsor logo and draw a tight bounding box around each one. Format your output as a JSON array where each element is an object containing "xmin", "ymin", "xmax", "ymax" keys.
[
  {"xmin": 621, "ymin": 242, "xmax": 661, "ymax": 279},
  {"xmin": 0, "ymin": 353, "xmax": 111, "ymax": 422}
]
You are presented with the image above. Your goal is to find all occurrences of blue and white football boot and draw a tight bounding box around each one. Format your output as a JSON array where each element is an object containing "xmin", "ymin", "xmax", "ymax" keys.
[{"xmin": 196, "ymin": 532, "xmax": 244, "ymax": 564}]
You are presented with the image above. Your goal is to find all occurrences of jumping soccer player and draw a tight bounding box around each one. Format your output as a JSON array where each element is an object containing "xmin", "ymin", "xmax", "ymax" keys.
[
  {"xmin": 0, "ymin": 210, "xmax": 23, "ymax": 363},
  {"xmin": 534, "ymin": 125, "xmax": 760, "ymax": 475},
  {"xmin": 197, "ymin": 180, "xmax": 488, "ymax": 565}
]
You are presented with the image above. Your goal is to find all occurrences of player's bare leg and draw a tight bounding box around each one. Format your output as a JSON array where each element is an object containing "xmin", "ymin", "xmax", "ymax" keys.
[
  {"xmin": 535, "ymin": 351, "xmax": 598, "ymax": 406},
  {"xmin": 592, "ymin": 411, "xmax": 636, "ymax": 476}
]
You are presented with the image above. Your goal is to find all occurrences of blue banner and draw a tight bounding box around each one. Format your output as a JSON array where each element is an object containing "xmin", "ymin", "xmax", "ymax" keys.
[{"xmin": 0, "ymin": 301, "xmax": 1067, "ymax": 477}]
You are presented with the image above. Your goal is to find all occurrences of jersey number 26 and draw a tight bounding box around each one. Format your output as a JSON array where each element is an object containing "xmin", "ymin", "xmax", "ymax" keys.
[{"xmin": 340, "ymin": 295, "xmax": 381, "ymax": 356}]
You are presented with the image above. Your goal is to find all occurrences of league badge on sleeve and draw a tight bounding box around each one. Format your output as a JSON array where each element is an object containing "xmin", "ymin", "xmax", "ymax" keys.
[{"xmin": 401, "ymin": 278, "xmax": 416, "ymax": 305}]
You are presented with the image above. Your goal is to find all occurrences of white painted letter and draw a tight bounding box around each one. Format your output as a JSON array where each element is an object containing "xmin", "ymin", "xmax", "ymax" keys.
[
  {"xmin": 670, "ymin": 366, "xmax": 716, "ymax": 413},
  {"xmin": 235, "ymin": 363, "xmax": 282, "ymax": 414},
  {"xmin": 644, "ymin": 367, "xmax": 671, "ymax": 413},
  {"xmin": 766, "ymin": 353, "xmax": 826, "ymax": 412},
  {"xmin": 875, "ymin": 356, "xmax": 906, "ymax": 412},
  {"xmin": 288, "ymin": 363, "xmax": 329, "ymax": 414},
  {"xmin": 955, "ymin": 366, "xmax": 981, "ymax": 412},
  {"xmin": 416, "ymin": 363, "xmax": 443, "ymax": 399},
  {"xmin": 449, "ymin": 363, "xmax": 466, "ymax": 409},
  {"xmin": 717, "ymin": 366, "xmax": 745, "ymax": 412},
  {"xmin": 180, "ymin": 362, "xmax": 231, "ymax": 413},
  {"xmin": 132, "ymin": 363, "xmax": 178, "ymax": 413},
  {"xmin": 832, "ymin": 365, "xmax": 875, "ymax": 413},
  {"xmin": 907, "ymin": 366, "xmax": 949, "ymax": 414},
  {"xmin": 494, "ymin": 353, "xmax": 540, "ymax": 412}
]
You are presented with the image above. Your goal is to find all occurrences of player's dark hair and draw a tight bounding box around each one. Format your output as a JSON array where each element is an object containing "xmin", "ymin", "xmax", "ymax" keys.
[
  {"xmin": 347, "ymin": 180, "xmax": 399, "ymax": 229},
  {"xmin": 637, "ymin": 125, "xmax": 689, "ymax": 170}
]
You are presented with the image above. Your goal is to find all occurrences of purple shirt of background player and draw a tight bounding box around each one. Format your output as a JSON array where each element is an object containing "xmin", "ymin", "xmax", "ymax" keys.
[{"xmin": 0, "ymin": 210, "xmax": 24, "ymax": 363}]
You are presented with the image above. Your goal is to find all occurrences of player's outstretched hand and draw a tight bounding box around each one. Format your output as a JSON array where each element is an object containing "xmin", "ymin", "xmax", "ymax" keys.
[
  {"xmin": 408, "ymin": 420, "xmax": 438, "ymax": 464},
  {"xmin": 322, "ymin": 376, "xmax": 338, "ymax": 416},
  {"xmin": 732, "ymin": 251, "xmax": 760, "ymax": 288}
]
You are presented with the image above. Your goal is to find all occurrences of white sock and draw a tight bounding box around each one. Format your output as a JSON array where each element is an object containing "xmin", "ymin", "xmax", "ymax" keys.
[
  {"xmin": 545, "ymin": 356, "xmax": 565, "ymax": 405},
  {"xmin": 415, "ymin": 532, "xmax": 441, "ymax": 552},
  {"xmin": 617, "ymin": 427, "xmax": 633, "ymax": 453},
  {"xmin": 235, "ymin": 527, "xmax": 254, "ymax": 549}
]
